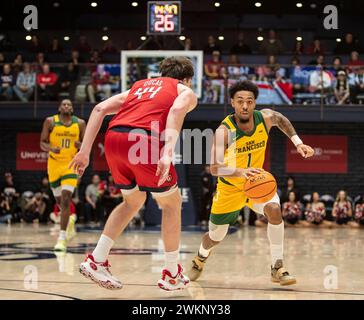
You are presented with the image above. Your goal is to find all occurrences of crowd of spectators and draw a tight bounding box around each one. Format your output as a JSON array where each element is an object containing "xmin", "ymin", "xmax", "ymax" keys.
[
  {"xmin": 1, "ymin": 32, "xmax": 364, "ymax": 105},
  {"xmin": 0, "ymin": 171, "xmax": 125, "ymax": 227},
  {"xmin": 198, "ymin": 168, "xmax": 364, "ymax": 229},
  {"xmin": 2, "ymin": 168, "xmax": 364, "ymax": 229}
]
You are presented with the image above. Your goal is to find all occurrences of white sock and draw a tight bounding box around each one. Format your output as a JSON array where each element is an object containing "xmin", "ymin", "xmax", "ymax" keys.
[
  {"xmin": 198, "ymin": 243, "xmax": 211, "ymax": 258},
  {"xmin": 164, "ymin": 249, "xmax": 179, "ymax": 277},
  {"xmin": 58, "ymin": 230, "xmax": 66, "ymax": 241},
  {"xmin": 267, "ymin": 222, "xmax": 284, "ymax": 266},
  {"xmin": 92, "ymin": 234, "xmax": 114, "ymax": 263}
]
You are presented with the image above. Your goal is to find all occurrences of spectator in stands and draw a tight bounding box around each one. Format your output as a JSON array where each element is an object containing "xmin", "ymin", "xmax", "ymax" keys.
[
  {"xmin": 36, "ymin": 63, "xmax": 58, "ymax": 101},
  {"xmin": 281, "ymin": 176, "xmax": 300, "ymax": 203},
  {"xmin": 33, "ymin": 52, "xmax": 46, "ymax": 73},
  {"xmin": 349, "ymin": 66, "xmax": 364, "ymax": 103},
  {"xmin": 0, "ymin": 52, "xmax": 5, "ymax": 64},
  {"xmin": 102, "ymin": 39, "xmax": 118, "ymax": 55},
  {"xmin": 282, "ymin": 191, "xmax": 303, "ymax": 227},
  {"xmin": 308, "ymin": 65, "xmax": 333, "ymax": 94},
  {"xmin": 334, "ymin": 32, "xmax": 362, "ymax": 55},
  {"xmin": 74, "ymin": 35, "xmax": 91, "ymax": 56},
  {"xmin": 182, "ymin": 38, "xmax": 195, "ymax": 51},
  {"xmin": 87, "ymin": 65, "xmax": 112, "ymax": 102},
  {"xmin": 353, "ymin": 197, "xmax": 364, "ymax": 227},
  {"xmin": 12, "ymin": 53, "xmax": 23, "ymax": 75},
  {"xmin": 89, "ymin": 50, "xmax": 101, "ymax": 64},
  {"xmin": 13, "ymin": 62, "xmax": 35, "ymax": 102},
  {"xmin": 0, "ymin": 63, "xmax": 15, "ymax": 101},
  {"xmin": 85, "ymin": 174, "xmax": 103, "ymax": 223},
  {"xmin": 38, "ymin": 176, "xmax": 54, "ymax": 223},
  {"xmin": 227, "ymin": 54, "xmax": 249, "ymax": 80},
  {"xmin": 99, "ymin": 174, "xmax": 122, "ymax": 221},
  {"xmin": 68, "ymin": 50, "xmax": 83, "ymax": 74},
  {"xmin": 332, "ymin": 57, "xmax": 344, "ymax": 76},
  {"xmin": 292, "ymin": 40, "xmax": 304, "ymax": 56},
  {"xmin": 348, "ymin": 51, "xmax": 364, "ymax": 69},
  {"xmin": 256, "ymin": 55, "xmax": 283, "ymax": 81},
  {"xmin": 200, "ymin": 165, "xmax": 215, "ymax": 227},
  {"xmin": 259, "ymin": 29, "xmax": 284, "ymax": 56},
  {"xmin": 334, "ymin": 70, "xmax": 350, "ymax": 105},
  {"xmin": 230, "ymin": 32, "xmax": 252, "ymax": 55},
  {"xmin": 20, "ymin": 192, "xmax": 46, "ymax": 223},
  {"xmin": 58, "ymin": 62, "xmax": 79, "ymax": 100},
  {"xmin": 309, "ymin": 54, "xmax": 325, "ymax": 66},
  {"xmin": 304, "ymin": 192, "xmax": 332, "ymax": 227},
  {"xmin": 1, "ymin": 172, "xmax": 20, "ymax": 221},
  {"xmin": 332, "ymin": 190, "xmax": 353, "ymax": 226},
  {"xmin": 0, "ymin": 192, "xmax": 12, "ymax": 224},
  {"xmin": 306, "ymin": 38, "xmax": 325, "ymax": 55},
  {"xmin": 48, "ymin": 38, "xmax": 63, "ymax": 54},
  {"xmin": 289, "ymin": 57, "xmax": 307, "ymax": 94},
  {"xmin": 204, "ymin": 50, "xmax": 225, "ymax": 79},
  {"xmin": 203, "ymin": 35, "xmax": 221, "ymax": 55},
  {"xmin": 28, "ymin": 35, "xmax": 44, "ymax": 53}
]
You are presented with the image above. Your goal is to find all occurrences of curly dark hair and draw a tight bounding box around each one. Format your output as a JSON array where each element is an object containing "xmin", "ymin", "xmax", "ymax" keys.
[
  {"xmin": 159, "ymin": 56, "xmax": 194, "ymax": 80},
  {"xmin": 229, "ymin": 80, "xmax": 259, "ymax": 99}
]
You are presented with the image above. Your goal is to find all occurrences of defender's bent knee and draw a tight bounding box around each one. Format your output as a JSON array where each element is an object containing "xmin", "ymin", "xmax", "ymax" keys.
[{"xmin": 123, "ymin": 192, "xmax": 146, "ymax": 211}]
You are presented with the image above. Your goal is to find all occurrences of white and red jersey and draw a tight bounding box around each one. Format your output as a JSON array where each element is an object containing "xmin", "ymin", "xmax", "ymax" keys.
[{"xmin": 108, "ymin": 77, "xmax": 179, "ymax": 134}]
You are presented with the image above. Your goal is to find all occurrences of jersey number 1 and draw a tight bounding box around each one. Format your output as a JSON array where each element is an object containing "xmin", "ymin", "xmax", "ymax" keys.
[{"xmin": 247, "ymin": 153, "xmax": 252, "ymax": 167}]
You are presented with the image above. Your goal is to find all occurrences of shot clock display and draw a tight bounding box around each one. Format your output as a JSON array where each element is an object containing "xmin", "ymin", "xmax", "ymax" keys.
[{"xmin": 147, "ymin": 1, "xmax": 181, "ymax": 35}]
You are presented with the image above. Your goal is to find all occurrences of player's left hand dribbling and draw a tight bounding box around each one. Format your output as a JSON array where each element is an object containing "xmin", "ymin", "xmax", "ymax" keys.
[
  {"xmin": 69, "ymin": 151, "xmax": 89, "ymax": 176},
  {"xmin": 297, "ymin": 144, "xmax": 314, "ymax": 158}
]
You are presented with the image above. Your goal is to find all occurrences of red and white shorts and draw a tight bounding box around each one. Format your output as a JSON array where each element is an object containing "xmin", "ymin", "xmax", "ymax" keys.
[{"xmin": 104, "ymin": 127, "xmax": 178, "ymax": 197}]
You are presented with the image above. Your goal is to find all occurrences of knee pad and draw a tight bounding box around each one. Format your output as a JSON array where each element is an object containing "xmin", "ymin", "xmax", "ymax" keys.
[{"xmin": 208, "ymin": 221, "xmax": 229, "ymax": 242}]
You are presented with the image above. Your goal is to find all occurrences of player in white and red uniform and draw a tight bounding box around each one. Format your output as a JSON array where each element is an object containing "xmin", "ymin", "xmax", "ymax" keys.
[{"xmin": 70, "ymin": 57, "xmax": 197, "ymax": 291}]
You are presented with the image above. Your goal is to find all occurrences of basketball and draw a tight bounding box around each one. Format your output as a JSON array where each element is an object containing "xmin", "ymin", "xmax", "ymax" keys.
[{"xmin": 243, "ymin": 171, "xmax": 277, "ymax": 203}]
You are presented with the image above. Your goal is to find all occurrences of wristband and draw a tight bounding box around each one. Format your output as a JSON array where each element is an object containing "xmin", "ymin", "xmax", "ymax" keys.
[{"xmin": 291, "ymin": 135, "xmax": 303, "ymax": 147}]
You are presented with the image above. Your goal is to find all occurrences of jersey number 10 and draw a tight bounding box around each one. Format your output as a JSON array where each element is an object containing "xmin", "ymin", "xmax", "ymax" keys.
[{"xmin": 61, "ymin": 139, "xmax": 71, "ymax": 148}]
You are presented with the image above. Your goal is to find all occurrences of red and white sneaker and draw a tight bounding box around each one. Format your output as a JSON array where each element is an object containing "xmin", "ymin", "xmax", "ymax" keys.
[
  {"xmin": 79, "ymin": 254, "xmax": 123, "ymax": 290},
  {"xmin": 158, "ymin": 264, "xmax": 190, "ymax": 291}
]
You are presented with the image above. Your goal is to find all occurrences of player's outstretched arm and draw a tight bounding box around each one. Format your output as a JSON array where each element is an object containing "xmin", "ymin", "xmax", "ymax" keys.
[
  {"xmin": 209, "ymin": 125, "xmax": 262, "ymax": 179},
  {"xmin": 156, "ymin": 85, "xmax": 197, "ymax": 186},
  {"xmin": 261, "ymin": 108, "xmax": 315, "ymax": 158},
  {"xmin": 69, "ymin": 91, "xmax": 129, "ymax": 175}
]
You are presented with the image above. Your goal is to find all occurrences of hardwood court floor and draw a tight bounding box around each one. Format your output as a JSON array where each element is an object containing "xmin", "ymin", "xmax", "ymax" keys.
[{"xmin": 1, "ymin": 223, "xmax": 364, "ymax": 300}]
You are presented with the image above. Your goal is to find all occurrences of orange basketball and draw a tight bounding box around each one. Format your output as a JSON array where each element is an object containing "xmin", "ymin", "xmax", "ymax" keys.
[{"xmin": 243, "ymin": 171, "xmax": 277, "ymax": 204}]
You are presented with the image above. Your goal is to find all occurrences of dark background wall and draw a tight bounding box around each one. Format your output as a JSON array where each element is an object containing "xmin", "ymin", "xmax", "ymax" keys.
[{"xmin": 1, "ymin": 120, "xmax": 363, "ymax": 211}]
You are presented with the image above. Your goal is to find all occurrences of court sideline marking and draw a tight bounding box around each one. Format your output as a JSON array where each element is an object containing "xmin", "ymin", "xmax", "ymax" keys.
[{"xmin": 0, "ymin": 279, "xmax": 363, "ymax": 298}]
